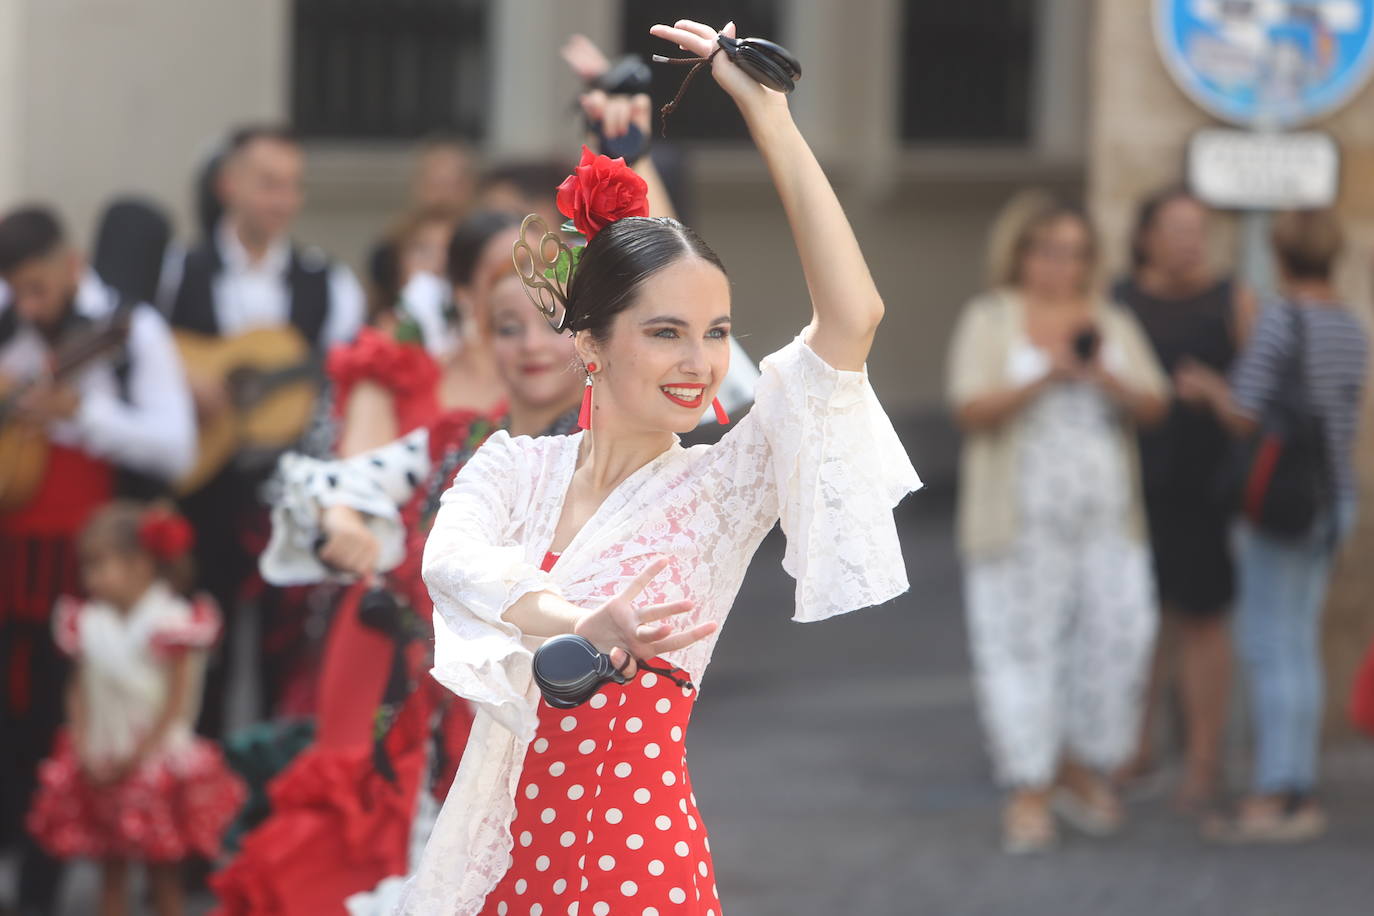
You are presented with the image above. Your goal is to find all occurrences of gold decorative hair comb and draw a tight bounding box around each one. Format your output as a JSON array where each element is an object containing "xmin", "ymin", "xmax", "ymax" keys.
[{"xmin": 512, "ymin": 213, "xmax": 580, "ymax": 332}]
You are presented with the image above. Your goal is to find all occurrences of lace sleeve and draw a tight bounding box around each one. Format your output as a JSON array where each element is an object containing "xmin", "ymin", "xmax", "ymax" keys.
[
  {"xmin": 259, "ymin": 428, "xmax": 432, "ymax": 586},
  {"xmin": 422, "ymin": 431, "xmax": 562, "ymax": 741},
  {"xmin": 751, "ymin": 334, "xmax": 922, "ymax": 622}
]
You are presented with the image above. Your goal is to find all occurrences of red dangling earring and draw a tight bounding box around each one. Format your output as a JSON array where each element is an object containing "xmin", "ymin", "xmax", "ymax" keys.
[
  {"xmin": 578, "ymin": 362, "xmax": 597, "ymax": 430},
  {"xmin": 712, "ymin": 396, "xmax": 730, "ymax": 425}
]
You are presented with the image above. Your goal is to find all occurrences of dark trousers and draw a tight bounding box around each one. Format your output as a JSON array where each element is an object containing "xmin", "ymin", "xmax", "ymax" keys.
[{"xmin": 1, "ymin": 534, "xmax": 80, "ymax": 914}]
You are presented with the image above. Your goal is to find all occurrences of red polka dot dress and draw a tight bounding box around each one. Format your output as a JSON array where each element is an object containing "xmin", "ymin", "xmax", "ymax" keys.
[{"xmin": 479, "ymin": 555, "xmax": 720, "ymax": 916}]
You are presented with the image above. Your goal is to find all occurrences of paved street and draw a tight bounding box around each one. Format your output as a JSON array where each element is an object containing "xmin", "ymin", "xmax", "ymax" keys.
[
  {"xmin": 26, "ymin": 460, "xmax": 1374, "ymax": 915},
  {"xmin": 691, "ymin": 490, "xmax": 1374, "ymax": 916}
]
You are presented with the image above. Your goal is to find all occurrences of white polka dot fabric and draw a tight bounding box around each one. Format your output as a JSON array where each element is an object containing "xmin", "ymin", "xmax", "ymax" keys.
[{"xmin": 480, "ymin": 666, "xmax": 718, "ymax": 915}]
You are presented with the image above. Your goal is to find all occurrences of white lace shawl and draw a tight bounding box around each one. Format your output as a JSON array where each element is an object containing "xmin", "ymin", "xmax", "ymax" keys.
[{"xmin": 396, "ymin": 334, "xmax": 920, "ymax": 914}]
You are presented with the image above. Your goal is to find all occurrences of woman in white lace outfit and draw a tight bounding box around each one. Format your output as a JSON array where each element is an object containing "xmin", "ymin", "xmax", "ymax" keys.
[
  {"xmin": 398, "ymin": 19, "xmax": 921, "ymax": 915},
  {"xmin": 948, "ymin": 191, "xmax": 1168, "ymax": 854}
]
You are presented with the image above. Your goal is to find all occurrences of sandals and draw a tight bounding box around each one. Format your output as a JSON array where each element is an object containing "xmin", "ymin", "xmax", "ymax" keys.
[
  {"xmin": 1203, "ymin": 795, "xmax": 1328, "ymax": 844},
  {"xmin": 1050, "ymin": 784, "xmax": 1125, "ymax": 837},
  {"xmin": 1002, "ymin": 797, "xmax": 1057, "ymax": 855}
]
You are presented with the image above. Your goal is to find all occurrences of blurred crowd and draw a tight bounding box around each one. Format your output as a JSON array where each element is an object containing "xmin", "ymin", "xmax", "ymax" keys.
[
  {"xmin": 948, "ymin": 189, "xmax": 1372, "ymax": 854},
  {"xmin": 1, "ymin": 31, "xmax": 1374, "ymax": 916}
]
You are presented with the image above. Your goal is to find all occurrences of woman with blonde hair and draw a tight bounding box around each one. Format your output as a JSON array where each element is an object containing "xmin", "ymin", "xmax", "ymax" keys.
[{"xmin": 948, "ymin": 190, "xmax": 1169, "ymax": 853}]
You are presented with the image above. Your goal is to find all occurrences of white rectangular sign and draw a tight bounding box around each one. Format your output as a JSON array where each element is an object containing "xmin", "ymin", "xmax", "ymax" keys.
[{"xmin": 1188, "ymin": 129, "xmax": 1340, "ymax": 210}]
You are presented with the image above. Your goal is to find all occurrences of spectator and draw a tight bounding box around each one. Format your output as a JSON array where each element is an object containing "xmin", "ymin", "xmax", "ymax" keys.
[
  {"xmin": 948, "ymin": 190, "xmax": 1168, "ymax": 854},
  {"xmin": 1180, "ymin": 209, "xmax": 1368, "ymax": 842},
  {"xmin": 1113, "ymin": 187, "xmax": 1256, "ymax": 810}
]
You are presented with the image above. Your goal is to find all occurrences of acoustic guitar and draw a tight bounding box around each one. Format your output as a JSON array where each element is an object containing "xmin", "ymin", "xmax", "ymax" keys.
[
  {"xmin": 173, "ymin": 326, "xmax": 322, "ymax": 494},
  {"xmin": 0, "ymin": 309, "xmax": 133, "ymax": 512}
]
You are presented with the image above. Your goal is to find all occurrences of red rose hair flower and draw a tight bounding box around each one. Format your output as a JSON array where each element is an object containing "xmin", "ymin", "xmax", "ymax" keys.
[
  {"xmin": 556, "ymin": 146, "xmax": 650, "ymax": 240},
  {"xmin": 138, "ymin": 508, "xmax": 195, "ymax": 561}
]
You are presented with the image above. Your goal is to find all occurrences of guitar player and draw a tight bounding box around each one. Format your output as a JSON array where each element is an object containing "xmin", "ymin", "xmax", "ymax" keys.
[
  {"xmin": 162, "ymin": 124, "xmax": 365, "ymax": 739},
  {"xmin": 0, "ymin": 206, "xmax": 194, "ymax": 914}
]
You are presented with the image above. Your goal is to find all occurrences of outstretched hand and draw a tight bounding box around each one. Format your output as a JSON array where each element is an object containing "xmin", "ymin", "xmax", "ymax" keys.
[
  {"xmin": 572, "ymin": 557, "xmax": 717, "ymax": 679},
  {"xmin": 649, "ymin": 20, "xmax": 787, "ymax": 119}
]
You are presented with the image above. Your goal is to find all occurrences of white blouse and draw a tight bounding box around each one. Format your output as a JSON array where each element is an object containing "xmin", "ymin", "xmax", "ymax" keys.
[{"xmin": 399, "ymin": 333, "xmax": 921, "ymax": 914}]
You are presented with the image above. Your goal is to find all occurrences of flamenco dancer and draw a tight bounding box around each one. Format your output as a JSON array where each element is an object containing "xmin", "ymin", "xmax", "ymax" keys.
[
  {"xmin": 399, "ymin": 18, "xmax": 920, "ymax": 914},
  {"xmin": 27, "ymin": 503, "xmax": 245, "ymax": 916},
  {"xmin": 210, "ymin": 259, "xmax": 588, "ymax": 912}
]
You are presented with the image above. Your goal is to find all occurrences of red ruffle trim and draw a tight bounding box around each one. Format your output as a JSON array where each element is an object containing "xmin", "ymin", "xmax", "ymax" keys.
[
  {"xmin": 209, "ymin": 741, "xmax": 420, "ymax": 915},
  {"xmin": 327, "ymin": 327, "xmax": 441, "ymax": 421},
  {"xmin": 27, "ymin": 733, "xmax": 247, "ymax": 863}
]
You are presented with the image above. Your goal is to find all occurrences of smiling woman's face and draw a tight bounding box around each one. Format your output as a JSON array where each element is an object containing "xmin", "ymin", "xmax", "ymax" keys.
[
  {"xmin": 580, "ymin": 256, "xmax": 733, "ymax": 435},
  {"xmin": 487, "ymin": 272, "xmax": 582, "ymax": 413}
]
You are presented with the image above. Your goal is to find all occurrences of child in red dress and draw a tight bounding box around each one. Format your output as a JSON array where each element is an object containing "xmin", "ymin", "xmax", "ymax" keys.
[{"xmin": 26, "ymin": 503, "xmax": 246, "ymax": 916}]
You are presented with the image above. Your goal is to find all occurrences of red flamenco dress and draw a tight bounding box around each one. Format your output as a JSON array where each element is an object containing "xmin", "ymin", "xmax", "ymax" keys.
[
  {"xmin": 211, "ymin": 330, "xmax": 498, "ymax": 914},
  {"xmin": 27, "ymin": 586, "xmax": 246, "ymax": 863},
  {"xmin": 478, "ymin": 553, "xmax": 721, "ymax": 916}
]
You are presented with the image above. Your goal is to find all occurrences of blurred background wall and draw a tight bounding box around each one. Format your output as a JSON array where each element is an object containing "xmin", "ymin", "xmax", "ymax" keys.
[
  {"xmin": 0, "ymin": 0, "xmax": 1089, "ymax": 432},
  {"xmin": 0, "ymin": 0, "xmax": 1370, "ymax": 732}
]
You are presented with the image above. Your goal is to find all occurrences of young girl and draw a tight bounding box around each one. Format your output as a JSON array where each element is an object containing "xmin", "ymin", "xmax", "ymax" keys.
[{"xmin": 27, "ymin": 502, "xmax": 247, "ymax": 916}]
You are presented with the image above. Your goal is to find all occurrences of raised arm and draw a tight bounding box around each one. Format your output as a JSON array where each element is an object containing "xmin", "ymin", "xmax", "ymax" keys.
[{"xmin": 650, "ymin": 20, "xmax": 884, "ymax": 370}]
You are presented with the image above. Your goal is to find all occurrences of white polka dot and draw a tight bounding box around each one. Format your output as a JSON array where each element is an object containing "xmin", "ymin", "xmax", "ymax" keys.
[
  {"xmin": 580, "ymin": 877, "xmax": 589, "ymax": 891},
  {"xmin": 698, "ymin": 860, "xmax": 709, "ymax": 876},
  {"xmin": 674, "ymin": 841, "xmax": 689, "ymax": 857},
  {"xmin": 577, "ymin": 855, "xmax": 585, "ymax": 870},
  {"xmin": 643, "ymin": 910, "xmax": 659, "ymax": 916},
  {"xmin": 540, "ymin": 808, "xmax": 557, "ymax": 824},
  {"xmin": 578, "ymin": 739, "xmax": 596, "ymax": 755},
  {"xmin": 614, "ymin": 762, "xmax": 632, "ymax": 778},
  {"xmin": 633, "ymin": 788, "xmax": 651, "ymax": 804},
  {"xmin": 621, "ymin": 880, "xmax": 638, "ymax": 897},
  {"xmin": 567, "ymin": 904, "xmax": 578, "ymax": 916},
  {"xmin": 498, "ymin": 904, "xmax": 508, "ymax": 916},
  {"xmin": 641, "ymin": 672, "xmax": 658, "ymax": 688},
  {"xmin": 605, "ymin": 807, "xmax": 623, "ymax": 824},
  {"xmin": 625, "ymin": 717, "xmax": 643, "ymax": 733},
  {"xmin": 705, "ymin": 837, "xmax": 711, "ymax": 852},
  {"xmin": 678, "ymin": 799, "xmax": 688, "ymax": 813},
  {"xmin": 598, "ymin": 855, "xmax": 616, "ymax": 871},
  {"xmin": 669, "ymin": 888, "xmax": 686, "ymax": 904},
  {"xmin": 595, "ymin": 763, "xmax": 604, "ymax": 776},
  {"xmin": 644, "ymin": 743, "xmax": 660, "ymax": 759},
  {"xmin": 688, "ymin": 815, "xmax": 698, "ymax": 830},
  {"xmin": 515, "ymin": 878, "xmax": 528, "ymax": 895},
  {"xmin": 567, "ymin": 784, "xmax": 584, "ymax": 800},
  {"xmin": 670, "ymin": 726, "xmax": 682, "ymax": 742},
  {"xmin": 690, "ymin": 791, "xmax": 697, "ymax": 805},
  {"xmin": 585, "ymin": 810, "xmax": 593, "ymax": 822},
  {"xmin": 593, "ymin": 904, "xmax": 609, "ymax": 916},
  {"xmin": 549, "ymin": 761, "xmax": 566, "ymax": 777},
  {"xmin": 655, "ymin": 698, "xmax": 672, "ymax": 714},
  {"xmin": 607, "ymin": 718, "xmax": 618, "ymax": 731},
  {"xmin": 589, "ymin": 693, "xmax": 608, "ymax": 709},
  {"xmin": 552, "ymin": 879, "xmax": 567, "ymax": 895},
  {"xmin": 586, "ymin": 830, "xmax": 595, "ymax": 843},
  {"xmin": 626, "ymin": 833, "xmax": 644, "ymax": 850},
  {"xmin": 560, "ymin": 831, "xmax": 576, "ymax": 847},
  {"xmin": 560, "ymin": 715, "xmax": 578, "ymax": 732},
  {"xmin": 595, "ymin": 786, "xmax": 603, "ymax": 797},
  {"xmin": 655, "ymin": 815, "xmax": 672, "ymax": 831},
  {"xmin": 533, "ymin": 738, "xmax": 549, "ymax": 753},
  {"xmin": 647, "ymin": 859, "xmax": 665, "ymax": 877},
  {"xmin": 535, "ymin": 855, "xmax": 550, "ymax": 872},
  {"xmin": 661, "ymin": 770, "xmax": 677, "ymax": 786},
  {"xmin": 619, "ymin": 694, "xmax": 627, "ymax": 706},
  {"xmin": 525, "ymin": 783, "xmax": 539, "ymax": 799},
  {"xmin": 531, "ymin": 906, "xmax": 543, "ymax": 916}
]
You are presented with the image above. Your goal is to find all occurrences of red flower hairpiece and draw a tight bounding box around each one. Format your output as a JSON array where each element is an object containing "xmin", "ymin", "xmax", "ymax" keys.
[
  {"xmin": 555, "ymin": 146, "xmax": 650, "ymax": 240},
  {"xmin": 138, "ymin": 509, "xmax": 194, "ymax": 562}
]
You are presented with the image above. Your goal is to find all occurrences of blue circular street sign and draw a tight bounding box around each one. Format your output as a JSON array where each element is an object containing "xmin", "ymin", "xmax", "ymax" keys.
[{"xmin": 1155, "ymin": 0, "xmax": 1374, "ymax": 126}]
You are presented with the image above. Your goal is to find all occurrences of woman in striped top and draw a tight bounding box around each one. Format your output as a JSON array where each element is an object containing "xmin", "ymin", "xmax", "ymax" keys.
[{"xmin": 1176, "ymin": 209, "xmax": 1367, "ymax": 841}]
